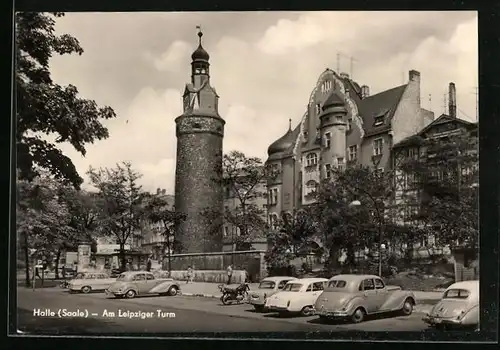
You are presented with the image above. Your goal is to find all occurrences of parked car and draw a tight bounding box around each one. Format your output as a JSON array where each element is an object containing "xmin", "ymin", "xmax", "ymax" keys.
[
  {"xmin": 248, "ymin": 276, "xmax": 298, "ymax": 312},
  {"xmin": 314, "ymin": 274, "xmax": 416, "ymax": 323},
  {"xmin": 264, "ymin": 278, "xmax": 328, "ymax": 316},
  {"xmin": 105, "ymin": 271, "xmax": 180, "ymax": 299},
  {"xmin": 423, "ymin": 280, "xmax": 479, "ymax": 330},
  {"xmin": 68, "ymin": 272, "xmax": 117, "ymax": 294}
]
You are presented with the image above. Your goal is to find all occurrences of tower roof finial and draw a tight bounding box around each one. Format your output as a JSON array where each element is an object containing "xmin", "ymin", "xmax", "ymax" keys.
[
  {"xmin": 288, "ymin": 118, "xmax": 292, "ymax": 131},
  {"xmin": 196, "ymin": 25, "xmax": 203, "ymax": 45}
]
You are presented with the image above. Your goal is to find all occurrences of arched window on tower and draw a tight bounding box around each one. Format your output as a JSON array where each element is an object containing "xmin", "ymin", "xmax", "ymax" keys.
[{"xmin": 305, "ymin": 153, "xmax": 318, "ymax": 167}]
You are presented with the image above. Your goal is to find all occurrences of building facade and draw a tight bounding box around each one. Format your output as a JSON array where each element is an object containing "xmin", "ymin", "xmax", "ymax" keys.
[
  {"xmin": 265, "ymin": 68, "xmax": 434, "ymax": 228},
  {"xmin": 174, "ymin": 29, "xmax": 225, "ymax": 253}
]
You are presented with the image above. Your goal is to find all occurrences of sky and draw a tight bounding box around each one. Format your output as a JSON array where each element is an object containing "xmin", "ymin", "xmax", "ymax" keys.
[{"xmin": 47, "ymin": 11, "xmax": 478, "ymax": 194}]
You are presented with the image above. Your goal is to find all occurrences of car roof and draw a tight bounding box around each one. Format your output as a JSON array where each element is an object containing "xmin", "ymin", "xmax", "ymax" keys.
[
  {"xmin": 329, "ymin": 274, "xmax": 381, "ymax": 283},
  {"xmin": 263, "ymin": 276, "xmax": 297, "ymax": 282},
  {"xmin": 447, "ymin": 280, "xmax": 479, "ymax": 291},
  {"xmin": 121, "ymin": 271, "xmax": 153, "ymax": 275},
  {"xmin": 293, "ymin": 278, "xmax": 329, "ymax": 284}
]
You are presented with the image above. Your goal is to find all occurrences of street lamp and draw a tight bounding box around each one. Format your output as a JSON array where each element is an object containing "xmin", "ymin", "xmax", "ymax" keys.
[{"xmin": 349, "ymin": 199, "xmax": 384, "ymax": 277}]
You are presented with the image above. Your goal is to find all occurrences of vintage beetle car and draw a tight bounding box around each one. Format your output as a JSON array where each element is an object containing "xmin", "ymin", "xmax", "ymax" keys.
[
  {"xmin": 68, "ymin": 271, "xmax": 116, "ymax": 294},
  {"xmin": 248, "ymin": 276, "xmax": 297, "ymax": 312},
  {"xmin": 314, "ymin": 274, "xmax": 416, "ymax": 323},
  {"xmin": 423, "ymin": 280, "xmax": 479, "ymax": 330},
  {"xmin": 264, "ymin": 278, "xmax": 328, "ymax": 316},
  {"xmin": 105, "ymin": 271, "xmax": 180, "ymax": 299}
]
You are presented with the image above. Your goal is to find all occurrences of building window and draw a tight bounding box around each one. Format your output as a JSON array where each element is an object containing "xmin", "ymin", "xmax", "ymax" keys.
[
  {"xmin": 374, "ymin": 116, "xmax": 384, "ymax": 126},
  {"xmin": 315, "ymin": 104, "xmax": 321, "ymax": 115},
  {"xmin": 305, "ymin": 180, "xmax": 318, "ymax": 196},
  {"xmin": 269, "ymin": 214, "xmax": 280, "ymax": 230},
  {"xmin": 325, "ymin": 164, "xmax": 331, "ymax": 178},
  {"xmin": 373, "ymin": 138, "xmax": 383, "ymax": 156},
  {"xmin": 224, "ymin": 227, "xmax": 229, "ymax": 237},
  {"xmin": 305, "ymin": 153, "xmax": 318, "ymax": 166},
  {"xmin": 262, "ymin": 204, "xmax": 267, "ymax": 211},
  {"xmin": 324, "ymin": 132, "xmax": 331, "ymax": 148},
  {"xmin": 347, "ymin": 118, "xmax": 353, "ymax": 131},
  {"xmin": 337, "ymin": 157, "xmax": 345, "ymax": 171},
  {"xmin": 348, "ymin": 145, "xmax": 358, "ymax": 161},
  {"xmin": 268, "ymin": 188, "xmax": 279, "ymax": 205}
]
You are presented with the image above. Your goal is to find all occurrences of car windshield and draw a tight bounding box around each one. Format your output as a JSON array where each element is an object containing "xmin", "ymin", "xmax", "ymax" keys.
[
  {"xmin": 444, "ymin": 289, "xmax": 470, "ymax": 299},
  {"xmin": 259, "ymin": 281, "xmax": 276, "ymax": 289},
  {"xmin": 116, "ymin": 274, "xmax": 131, "ymax": 281},
  {"xmin": 325, "ymin": 280, "xmax": 347, "ymax": 290},
  {"xmin": 282, "ymin": 283, "xmax": 303, "ymax": 292}
]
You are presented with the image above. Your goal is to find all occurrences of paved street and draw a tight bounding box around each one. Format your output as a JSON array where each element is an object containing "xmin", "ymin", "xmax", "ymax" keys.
[{"xmin": 16, "ymin": 287, "xmax": 433, "ymax": 334}]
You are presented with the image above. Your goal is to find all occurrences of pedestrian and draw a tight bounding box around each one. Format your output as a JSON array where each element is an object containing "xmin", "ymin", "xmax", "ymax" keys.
[
  {"xmin": 243, "ymin": 267, "xmax": 249, "ymax": 283},
  {"xmin": 226, "ymin": 264, "xmax": 233, "ymax": 285},
  {"xmin": 62, "ymin": 265, "xmax": 66, "ymax": 280},
  {"xmin": 187, "ymin": 266, "xmax": 193, "ymax": 284},
  {"xmin": 146, "ymin": 256, "xmax": 152, "ymax": 272}
]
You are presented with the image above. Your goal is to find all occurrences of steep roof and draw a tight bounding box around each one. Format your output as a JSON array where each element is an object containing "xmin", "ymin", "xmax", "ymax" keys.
[{"xmin": 357, "ymin": 85, "xmax": 407, "ymax": 136}]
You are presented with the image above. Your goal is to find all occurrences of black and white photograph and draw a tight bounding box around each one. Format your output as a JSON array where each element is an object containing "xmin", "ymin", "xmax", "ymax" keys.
[{"xmin": 12, "ymin": 9, "xmax": 489, "ymax": 339}]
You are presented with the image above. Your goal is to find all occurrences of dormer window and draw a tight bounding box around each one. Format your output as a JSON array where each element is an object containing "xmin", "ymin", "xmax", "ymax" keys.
[{"xmin": 374, "ymin": 116, "xmax": 384, "ymax": 126}]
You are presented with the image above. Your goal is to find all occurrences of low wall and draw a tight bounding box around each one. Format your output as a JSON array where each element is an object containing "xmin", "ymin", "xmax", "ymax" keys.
[
  {"xmin": 166, "ymin": 270, "xmax": 247, "ymax": 283},
  {"xmin": 165, "ymin": 250, "xmax": 267, "ymax": 282}
]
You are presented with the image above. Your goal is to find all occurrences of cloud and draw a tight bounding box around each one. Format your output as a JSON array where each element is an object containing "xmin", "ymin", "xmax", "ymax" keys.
[
  {"xmin": 46, "ymin": 12, "xmax": 477, "ymax": 195},
  {"xmin": 144, "ymin": 40, "xmax": 193, "ymax": 72}
]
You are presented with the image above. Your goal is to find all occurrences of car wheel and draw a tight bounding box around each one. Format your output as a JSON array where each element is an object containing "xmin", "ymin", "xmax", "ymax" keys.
[
  {"xmin": 351, "ymin": 307, "xmax": 366, "ymax": 323},
  {"xmin": 401, "ymin": 298, "xmax": 414, "ymax": 316},
  {"xmin": 167, "ymin": 286, "xmax": 178, "ymax": 296},
  {"xmin": 300, "ymin": 306, "xmax": 314, "ymax": 317},
  {"xmin": 81, "ymin": 286, "xmax": 91, "ymax": 294},
  {"xmin": 125, "ymin": 290, "xmax": 136, "ymax": 299},
  {"xmin": 254, "ymin": 305, "xmax": 265, "ymax": 313}
]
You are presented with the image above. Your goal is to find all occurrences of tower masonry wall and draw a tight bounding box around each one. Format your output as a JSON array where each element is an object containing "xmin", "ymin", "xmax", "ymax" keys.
[{"xmin": 175, "ymin": 116, "xmax": 224, "ymax": 253}]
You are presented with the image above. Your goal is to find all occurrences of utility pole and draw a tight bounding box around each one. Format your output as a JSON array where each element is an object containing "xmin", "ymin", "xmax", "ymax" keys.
[
  {"xmin": 338, "ymin": 52, "xmax": 358, "ymax": 79},
  {"xmin": 472, "ymin": 87, "xmax": 478, "ymax": 121}
]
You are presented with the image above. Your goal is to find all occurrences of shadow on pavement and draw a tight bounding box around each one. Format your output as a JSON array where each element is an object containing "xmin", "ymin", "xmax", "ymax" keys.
[
  {"xmin": 16, "ymin": 308, "xmax": 120, "ymax": 335},
  {"xmin": 307, "ymin": 311, "xmax": 414, "ymax": 325},
  {"xmin": 17, "ymin": 280, "xmax": 61, "ymax": 288}
]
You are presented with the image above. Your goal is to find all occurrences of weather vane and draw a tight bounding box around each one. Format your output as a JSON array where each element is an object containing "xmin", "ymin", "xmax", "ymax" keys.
[{"xmin": 196, "ymin": 25, "xmax": 203, "ymax": 45}]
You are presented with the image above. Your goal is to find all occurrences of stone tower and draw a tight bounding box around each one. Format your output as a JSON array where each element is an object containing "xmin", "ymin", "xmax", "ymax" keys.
[{"xmin": 174, "ymin": 28, "xmax": 225, "ymax": 253}]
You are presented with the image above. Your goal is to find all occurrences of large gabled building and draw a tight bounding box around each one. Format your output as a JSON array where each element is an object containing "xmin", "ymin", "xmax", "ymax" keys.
[{"xmin": 265, "ymin": 68, "xmax": 434, "ymax": 229}]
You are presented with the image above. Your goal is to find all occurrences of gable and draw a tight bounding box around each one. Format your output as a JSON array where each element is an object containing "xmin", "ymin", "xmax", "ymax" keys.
[{"xmin": 418, "ymin": 114, "xmax": 475, "ymax": 138}]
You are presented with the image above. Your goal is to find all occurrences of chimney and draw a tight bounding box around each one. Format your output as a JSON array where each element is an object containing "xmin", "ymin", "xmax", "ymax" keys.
[
  {"xmin": 448, "ymin": 82, "xmax": 457, "ymax": 118},
  {"xmin": 409, "ymin": 69, "xmax": 421, "ymax": 107},
  {"xmin": 409, "ymin": 70, "xmax": 420, "ymax": 83},
  {"xmin": 156, "ymin": 188, "xmax": 160, "ymax": 195},
  {"xmin": 361, "ymin": 85, "xmax": 370, "ymax": 98},
  {"xmin": 339, "ymin": 72, "xmax": 349, "ymax": 79},
  {"xmin": 161, "ymin": 189, "xmax": 166, "ymax": 195}
]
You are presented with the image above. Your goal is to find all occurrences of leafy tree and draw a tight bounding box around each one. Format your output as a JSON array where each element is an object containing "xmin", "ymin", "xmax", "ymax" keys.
[
  {"xmin": 17, "ymin": 174, "xmax": 75, "ymax": 285},
  {"xmin": 16, "ymin": 12, "xmax": 116, "ymax": 189},
  {"xmin": 204, "ymin": 151, "xmax": 271, "ymax": 251},
  {"xmin": 316, "ymin": 165, "xmax": 395, "ymax": 273},
  {"xmin": 144, "ymin": 192, "xmax": 186, "ymax": 273},
  {"xmin": 399, "ymin": 132, "xmax": 479, "ymax": 254},
  {"xmin": 87, "ymin": 162, "xmax": 145, "ymax": 270},
  {"xmin": 265, "ymin": 208, "xmax": 319, "ymax": 276}
]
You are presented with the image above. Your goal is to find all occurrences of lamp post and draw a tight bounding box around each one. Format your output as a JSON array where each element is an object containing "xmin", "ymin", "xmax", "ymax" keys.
[{"xmin": 349, "ymin": 198, "xmax": 384, "ymax": 277}]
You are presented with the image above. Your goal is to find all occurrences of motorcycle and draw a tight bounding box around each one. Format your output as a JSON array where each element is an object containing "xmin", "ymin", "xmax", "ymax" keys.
[{"xmin": 219, "ymin": 283, "xmax": 250, "ymax": 305}]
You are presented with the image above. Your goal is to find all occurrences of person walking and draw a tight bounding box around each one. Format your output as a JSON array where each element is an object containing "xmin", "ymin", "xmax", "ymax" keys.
[
  {"xmin": 146, "ymin": 256, "xmax": 152, "ymax": 272},
  {"xmin": 186, "ymin": 266, "xmax": 194, "ymax": 284},
  {"xmin": 226, "ymin": 264, "xmax": 233, "ymax": 285}
]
